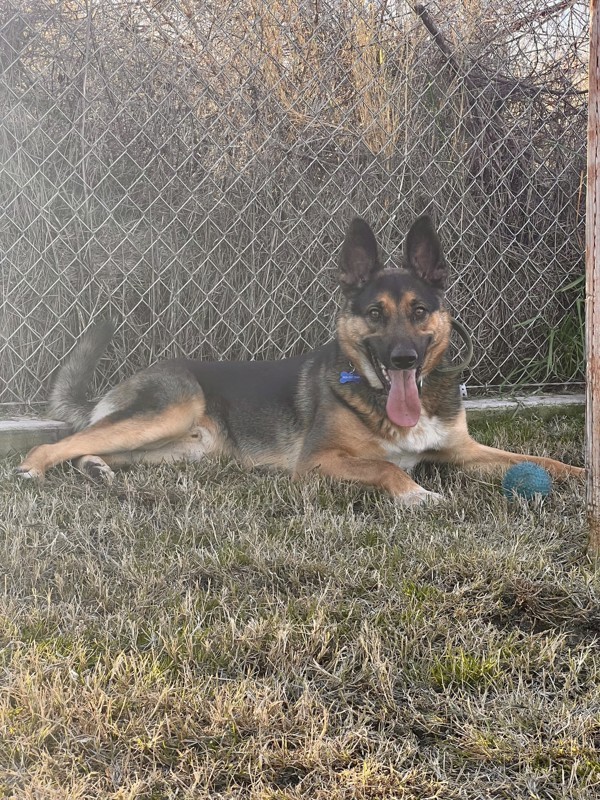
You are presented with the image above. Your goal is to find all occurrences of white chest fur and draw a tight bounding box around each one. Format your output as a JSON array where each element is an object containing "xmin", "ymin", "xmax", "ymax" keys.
[{"xmin": 382, "ymin": 413, "xmax": 451, "ymax": 471}]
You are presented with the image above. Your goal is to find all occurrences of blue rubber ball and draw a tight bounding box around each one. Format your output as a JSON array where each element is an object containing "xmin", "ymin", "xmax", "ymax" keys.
[{"xmin": 502, "ymin": 462, "xmax": 552, "ymax": 500}]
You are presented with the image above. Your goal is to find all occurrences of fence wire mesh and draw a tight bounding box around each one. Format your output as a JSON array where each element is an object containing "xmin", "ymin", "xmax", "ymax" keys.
[{"xmin": 0, "ymin": 0, "xmax": 589, "ymax": 405}]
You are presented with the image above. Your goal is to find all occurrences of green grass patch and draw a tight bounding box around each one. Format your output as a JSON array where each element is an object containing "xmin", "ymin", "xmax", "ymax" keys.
[{"xmin": 1, "ymin": 410, "xmax": 598, "ymax": 798}]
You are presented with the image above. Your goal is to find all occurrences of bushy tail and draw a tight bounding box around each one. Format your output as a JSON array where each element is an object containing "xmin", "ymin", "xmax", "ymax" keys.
[{"xmin": 48, "ymin": 320, "xmax": 116, "ymax": 430}]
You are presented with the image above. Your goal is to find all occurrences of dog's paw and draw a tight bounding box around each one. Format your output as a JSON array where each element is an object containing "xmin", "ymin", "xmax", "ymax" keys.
[
  {"xmin": 396, "ymin": 488, "xmax": 444, "ymax": 507},
  {"xmin": 77, "ymin": 455, "xmax": 115, "ymax": 483},
  {"xmin": 14, "ymin": 464, "xmax": 44, "ymax": 481}
]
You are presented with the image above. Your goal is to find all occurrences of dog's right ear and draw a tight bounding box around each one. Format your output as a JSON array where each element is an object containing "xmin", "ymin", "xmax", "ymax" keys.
[{"xmin": 339, "ymin": 218, "xmax": 381, "ymax": 295}]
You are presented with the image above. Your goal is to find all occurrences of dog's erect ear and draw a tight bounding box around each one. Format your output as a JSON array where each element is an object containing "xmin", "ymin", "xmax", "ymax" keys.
[
  {"xmin": 339, "ymin": 218, "xmax": 381, "ymax": 294},
  {"xmin": 405, "ymin": 216, "xmax": 447, "ymax": 289}
]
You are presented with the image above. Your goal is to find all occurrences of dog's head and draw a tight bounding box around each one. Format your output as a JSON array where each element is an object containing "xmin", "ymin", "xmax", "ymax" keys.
[{"xmin": 336, "ymin": 216, "xmax": 452, "ymax": 428}]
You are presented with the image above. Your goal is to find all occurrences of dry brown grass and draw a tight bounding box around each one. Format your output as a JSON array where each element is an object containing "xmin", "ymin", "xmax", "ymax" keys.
[{"xmin": 1, "ymin": 411, "xmax": 599, "ymax": 798}]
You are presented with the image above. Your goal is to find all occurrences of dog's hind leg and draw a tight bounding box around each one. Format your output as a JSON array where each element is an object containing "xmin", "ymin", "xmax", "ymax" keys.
[
  {"xmin": 74, "ymin": 455, "xmax": 117, "ymax": 482},
  {"xmin": 73, "ymin": 430, "xmax": 222, "ymax": 482},
  {"xmin": 15, "ymin": 397, "xmax": 207, "ymax": 481}
]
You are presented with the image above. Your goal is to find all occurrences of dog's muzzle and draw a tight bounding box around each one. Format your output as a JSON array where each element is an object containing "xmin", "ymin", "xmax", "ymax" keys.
[{"xmin": 366, "ymin": 344, "xmax": 423, "ymax": 427}]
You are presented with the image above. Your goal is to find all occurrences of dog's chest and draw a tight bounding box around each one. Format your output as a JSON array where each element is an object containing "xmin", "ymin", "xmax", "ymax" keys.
[{"xmin": 381, "ymin": 413, "xmax": 450, "ymax": 470}]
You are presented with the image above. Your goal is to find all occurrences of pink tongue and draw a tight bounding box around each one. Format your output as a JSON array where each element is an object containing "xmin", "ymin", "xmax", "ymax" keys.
[{"xmin": 386, "ymin": 369, "xmax": 421, "ymax": 427}]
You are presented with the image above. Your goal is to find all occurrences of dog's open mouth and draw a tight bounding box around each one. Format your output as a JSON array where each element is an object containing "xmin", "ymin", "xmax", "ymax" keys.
[{"xmin": 368, "ymin": 348, "xmax": 422, "ymax": 428}]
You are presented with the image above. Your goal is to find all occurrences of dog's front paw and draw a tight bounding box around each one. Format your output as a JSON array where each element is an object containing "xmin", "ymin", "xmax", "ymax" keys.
[{"xmin": 396, "ymin": 488, "xmax": 444, "ymax": 507}]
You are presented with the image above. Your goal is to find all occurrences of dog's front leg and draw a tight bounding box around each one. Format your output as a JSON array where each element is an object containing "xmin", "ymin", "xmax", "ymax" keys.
[
  {"xmin": 298, "ymin": 448, "xmax": 442, "ymax": 506},
  {"xmin": 431, "ymin": 435, "xmax": 584, "ymax": 480}
]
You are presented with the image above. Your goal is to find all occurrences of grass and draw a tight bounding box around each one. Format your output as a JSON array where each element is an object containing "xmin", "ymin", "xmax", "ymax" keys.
[
  {"xmin": 503, "ymin": 276, "xmax": 586, "ymax": 390},
  {"xmin": 1, "ymin": 411, "xmax": 599, "ymax": 798}
]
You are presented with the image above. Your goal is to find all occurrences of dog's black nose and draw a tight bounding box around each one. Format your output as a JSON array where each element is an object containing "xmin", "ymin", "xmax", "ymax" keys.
[{"xmin": 390, "ymin": 347, "xmax": 418, "ymax": 370}]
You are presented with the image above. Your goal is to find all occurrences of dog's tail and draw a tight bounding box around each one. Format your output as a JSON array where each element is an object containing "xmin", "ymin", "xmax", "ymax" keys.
[{"xmin": 48, "ymin": 319, "xmax": 116, "ymax": 430}]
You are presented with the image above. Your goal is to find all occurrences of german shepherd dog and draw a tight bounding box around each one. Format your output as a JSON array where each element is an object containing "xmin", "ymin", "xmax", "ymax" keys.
[{"xmin": 16, "ymin": 216, "xmax": 583, "ymax": 503}]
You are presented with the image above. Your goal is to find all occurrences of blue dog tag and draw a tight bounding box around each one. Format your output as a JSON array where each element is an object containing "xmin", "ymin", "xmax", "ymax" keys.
[{"xmin": 340, "ymin": 371, "xmax": 361, "ymax": 384}]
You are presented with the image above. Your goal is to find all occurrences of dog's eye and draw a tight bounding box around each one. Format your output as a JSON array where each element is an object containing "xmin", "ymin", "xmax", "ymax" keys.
[
  {"xmin": 413, "ymin": 307, "xmax": 429, "ymax": 322},
  {"xmin": 367, "ymin": 307, "xmax": 383, "ymax": 322}
]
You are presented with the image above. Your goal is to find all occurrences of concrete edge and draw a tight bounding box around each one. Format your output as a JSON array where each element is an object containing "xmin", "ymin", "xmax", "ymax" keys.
[
  {"xmin": 0, "ymin": 419, "xmax": 72, "ymax": 458},
  {"xmin": 463, "ymin": 393, "xmax": 585, "ymax": 421},
  {"xmin": 0, "ymin": 394, "xmax": 585, "ymax": 457}
]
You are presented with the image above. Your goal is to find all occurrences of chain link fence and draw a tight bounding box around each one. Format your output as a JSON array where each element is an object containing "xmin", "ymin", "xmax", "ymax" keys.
[{"xmin": 0, "ymin": 0, "xmax": 589, "ymax": 406}]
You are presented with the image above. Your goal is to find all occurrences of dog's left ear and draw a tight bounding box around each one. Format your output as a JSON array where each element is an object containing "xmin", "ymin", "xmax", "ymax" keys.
[
  {"xmin": 339, "ymin": 218, "xmax": 381, "ymax": 294},
  {"xmin": 405, "ymin": 216, "xmax": 447, "ymax": 289}
]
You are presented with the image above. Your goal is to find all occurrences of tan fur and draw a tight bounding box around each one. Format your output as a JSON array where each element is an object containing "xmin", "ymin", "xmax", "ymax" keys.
[
  {"xmin": 421, "ymin": 309, "xmax": 452, "ymax": 376},
  {"xmin": 378, "ymin": 292, "xmax": 399, "ymax": 317},
  {"xmin": 298, "ymin": 448, "xmax": 432, "ymax": 504},
  {"xmin": 421, "ymin": 409, "xmax": 584, "ymax": 479},
  {"xmin": 336, "ymin": 315, "xmax": 370, "ymax": 358},
  {"xmin": 336, "ymin": 314, "xmax": 382, "ymax": 388},
  {"xmin": 296, "ymin": 408, "xmax": 435, "ymax": 503},
  {"xmin": 399, "ymin": 291, "xmax": 418, "ymax": 316}
]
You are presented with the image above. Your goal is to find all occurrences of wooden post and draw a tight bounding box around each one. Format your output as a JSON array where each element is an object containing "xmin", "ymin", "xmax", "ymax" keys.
[{"xmin": 587, "ymin": 0, "xmax": 600, "ymax": 556}]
